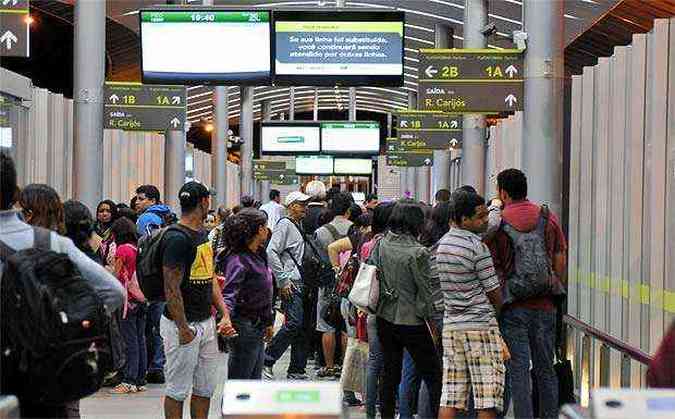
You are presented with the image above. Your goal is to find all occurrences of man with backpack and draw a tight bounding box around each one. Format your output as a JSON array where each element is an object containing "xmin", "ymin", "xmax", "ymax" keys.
[
  {"xmin": 155, "ymin": 181, "xmax": 235, "ymax": 419},
  {"xmin": 485, "ymin": 169, "xmax": 567, "ymax": 419},
  {"xmin": 263, "ymin": 191, "xmax": 311, "ymax": 380},
  {"xmin": 314, "ymin": 192, "xmax": 354, "ymax": 380},
  {"xmin": 134, "ymin": 184, "xmax": 174, "ymax": 384},
  {"xmin": 0, "ymin": 152, "xmax": 126, "ymax": 417}
]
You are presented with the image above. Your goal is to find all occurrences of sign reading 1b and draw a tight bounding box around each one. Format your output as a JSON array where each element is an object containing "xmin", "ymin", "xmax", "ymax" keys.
[
  {"xmin": 103, "ymin": 82, "xmax": 186, "ymax": 132},
  {"xmin": 418, "ymin": 49, "xmax": 524, "ymax": 113}
]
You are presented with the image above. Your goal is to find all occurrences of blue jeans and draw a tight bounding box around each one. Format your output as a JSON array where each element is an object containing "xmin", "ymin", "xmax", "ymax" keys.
[
  {"xmin": 120, "ymin": 305, "xmax": 148, "ymax": 386},
  {"xmin": 399, "ymin": 350, "xmax": 420, "ymax": 419},
  {"xmin": 265, "ymin": 288, "xmax": 308, "ymax": 374},
  {"xmin": 147, "ymin": 301, "xmax": 166, "ymax": 373},
  {"xmin": 366, "ymin": 315, "xmax": 384, "ymax": 418},
  {"xmin": 500, "ymin": 307, "xmax": 558, "ymax": 419},
  {"xmin": 228, "ymin": 317, "xmax": 266, "ymax": 379}
]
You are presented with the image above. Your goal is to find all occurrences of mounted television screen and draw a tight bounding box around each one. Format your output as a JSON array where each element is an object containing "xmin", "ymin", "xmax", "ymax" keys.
[
  {"xmin": 334, "ymin": 158, "xmax": 373, "ymax": 175},
  {"xmin": 140, "ymin": 9, "xmax": 272, "ymax": 85},
  {"xmin": 321, "ymin": 122, "xmax": 380, "ymax": 154},
  {"xmin": 296, "ymin": 155, "xmax": 334, "ymax": 175},
  {"xmin": 274, "ymin": 10, "xmax": 405, "ymax": 86},
  {"xmin": 261, "ymin": 123, "xmax": 321, "ymax": 154}
]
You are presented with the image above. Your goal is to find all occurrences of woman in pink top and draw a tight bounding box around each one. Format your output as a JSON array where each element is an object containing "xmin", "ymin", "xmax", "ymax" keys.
[{"xmin": 109, "ymin": 217, "xmax": 147, "ymax": 394}]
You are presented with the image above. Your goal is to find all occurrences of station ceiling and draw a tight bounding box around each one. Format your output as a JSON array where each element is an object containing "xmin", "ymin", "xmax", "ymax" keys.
[{"xmin": 33, "ymin": 0, "xmax": 623, "ymax": 123}]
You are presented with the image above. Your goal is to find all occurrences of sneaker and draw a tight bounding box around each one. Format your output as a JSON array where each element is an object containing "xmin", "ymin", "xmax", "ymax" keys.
[
  {"xmin": 316, "ymin": 367, "xmax": 337, "ymax": 380},
  {"xmin": 146, "ymin": 370, "xmax": 165, "ymax": 384},
  {"xmin": 109, "ymin": 383, "xmax": 137, "ymax": 394},
  {"xmin": 136, "ymin": 385, "xmax": 147, "ymax": 392},
  {"xmin": 331, "ymin": 366, "xmax": 342, "ymax": 378},
  {"xmin": 263, "ymin": 365, "xmax": 274, "ymax": 380},
  {"xmin": 343, "ymin": 396, "xmax": 363, "ymax": 407},
  {"xmin": 286, "ymin": 372, "xmax": 309, "ymax": 380}
]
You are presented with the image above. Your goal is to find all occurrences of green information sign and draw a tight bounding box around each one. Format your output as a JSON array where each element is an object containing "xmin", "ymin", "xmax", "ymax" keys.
[
  {"xmin": 386, "ymin": 138, "xmax": 433, "ymax": 167},
  {"xmin": 141, "ymin": 11, "xmax": 269, "ymax": 23},
  {"xmin": 418, "ymin": 49, "xmax": 524, "ymax": 113},
  {"xmin": 103, "ymin": 82, "xmax": 186, "ymax": 132},
  {"xmin": 275, "ymin": 390, "xmax": 320, "ymax": 403}
]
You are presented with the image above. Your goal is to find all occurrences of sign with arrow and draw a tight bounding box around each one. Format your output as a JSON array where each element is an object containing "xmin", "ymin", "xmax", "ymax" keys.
[
  {"xmin": 0, "ymin": 0, "xmax": 29, "ymax": 57},
  {"xmin": 395, "ymin": 111, "xmax": 463, "ymax": 150},
  {"xmin": 386, "ymin": 137, "xmax": 433, "ymax": 167},
  {"xmin": 418, "ymin": 49, "xmax": 524, "ymax": 112},
  {"xmin": 103, "ymin": 82, "xmax": 186, "ymax": 132}
]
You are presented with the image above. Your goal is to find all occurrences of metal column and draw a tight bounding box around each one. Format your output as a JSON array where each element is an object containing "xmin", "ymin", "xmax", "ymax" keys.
[
  {"xmin": 462, "ymin": 0, "xmax": 488, "ymax": 195},
  {"xmin": 240, "ymin": 86, "xmax": 254, "ymax": 196},
  {"xmin": 313, "ymin": 88, "xmax": 319, "ymax": 120},
  {"xmin": 522, "ymin": 0, "xmax": 564, "ymax": 214},
  {"xmin": 405, "ymin": 91, "xmax": 417, "ymax": 199},
  {"xmin": 432, "ymin": 23, "xmax": 452, "ymax": 200},
  {"xmin": 164, "ymin": 130, "xmax": 186, "ymax": 212},
  {"xmin": 260, "ymin": 101, "xmax": 272, "ymax": 202},
  {"xmin": 349, "ymin": 87, "xmax": 357, "ymax": 121},
  {"xmin": 72, "ymin": 0, "xmax": 105, "ymax": 210},
  {"xmin": 212, "ymin": 86, "xmax": 228, "ymax": 207},
  {"xmin": 289, "ymin": 87, "xmax": 295, "ymax": 120}
]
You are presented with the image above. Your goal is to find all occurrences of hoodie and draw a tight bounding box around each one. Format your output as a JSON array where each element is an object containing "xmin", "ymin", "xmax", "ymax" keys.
[{"xmin": 137, "ymin": 204, "xmax": 173, "ymax": 237}]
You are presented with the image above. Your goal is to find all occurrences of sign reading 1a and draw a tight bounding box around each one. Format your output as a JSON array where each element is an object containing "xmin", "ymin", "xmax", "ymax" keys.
[{"xmin": 103, "ymin": 82, "xmax": 186, "ymax": 132}]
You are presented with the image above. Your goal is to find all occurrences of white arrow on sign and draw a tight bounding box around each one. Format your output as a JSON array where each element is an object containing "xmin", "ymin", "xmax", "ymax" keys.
[
  {"xmin": 400, "ymin": 120, "xmax": 408, "ymax": 128},
  {"xmin": 171, "ymin": 96, "xmax": 181, "ymax": 105},
  {"xmin": 2, "ymin": 0, "xmax": 19, "ymax": 6},
  {"xmin": 450, "ymin": 120, "xmax": 458, "ymax": 129},
  {"xmin": 450, "ymin": 138, "xmax": 459, "ymax": 148},
  {"xmin": 109, "ymin": 94, "xmax": 120, "ymax": 104},
  {"xmin": 424, "ymin": 158, "xmax": 432, "ymax": 166},
  {"xmin": 425, "ymin": 65, "xmax": 438, "ymax": 78},
  {"xmin": 279, "ymin": 174, "xmax": 285, "ymax": 180},
  {"xmin": 0, "ymin": 31, "xmax": 18, "ymax": 50},
  {"xmin": 170, "ymin": 117, "xmax": 180, "ymax": 128},
  {"xmin": 505, "ymin": 65, "xmax": 518, "ymax": 78},
  {"xmin": 505, "ymin": 94, "xmax": 518, "ymax": 108}
]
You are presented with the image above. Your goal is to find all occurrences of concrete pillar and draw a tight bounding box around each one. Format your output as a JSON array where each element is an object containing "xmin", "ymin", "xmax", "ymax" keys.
[
  {"xmin": 212, "ymin": 86, "xmax": 228, "ymax": 207},
  {"xmin": 260, "ymin": 101, "xmax": 272, "ymax": 202},
  {"xmin": 72, "ymin": 0, "xmax": 105, "ymax": 209},
  {"xmin": 462, "ymin": 0, "xmax": 488, "ymax": 195},
  {"xmin": 522, "ymin": 0, "xmax": 564, "ymax": 214},
  {"xmin": 349, "ymin": 87, "xmax": 357, "ymax": 121},
  {"xmin": 289, "ymin": 87, "xmax": 295, "ymax": 120},
  {"xmin": 405, "ymin": 91, "xmax": 417, "ymax": 198},
  {"xmin": 240, "ymin": 86, "xmax": 254, "ymax": 196},
  {"xmin": 164, "ymin": 130, "xmax": 186, "ymax": 212},
  {"xmin": 431, "ymin": 23, "xmax": 453, "ymax": 200}
]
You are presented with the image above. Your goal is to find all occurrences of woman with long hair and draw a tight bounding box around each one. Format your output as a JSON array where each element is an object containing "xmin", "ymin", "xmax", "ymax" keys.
[
  {"xmin": 18, "ymin": 184, "xmax": 65, "ymax": 234},
  {"xmin": 94, "ymin": 200, "xmax": 117, "ymax": 265},
  {"xmin": 64, "ymin": 200, "xmax": 100, "ymax": 264},
  {"xmin": 218, "ymin": 208, "xmax": 274, "ymax": 379}
]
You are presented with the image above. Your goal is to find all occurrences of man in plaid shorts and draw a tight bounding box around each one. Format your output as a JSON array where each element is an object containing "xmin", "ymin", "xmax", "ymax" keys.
[{"xmin": 436, "ymin": 190, "xmax": 509, "ymax": 419}]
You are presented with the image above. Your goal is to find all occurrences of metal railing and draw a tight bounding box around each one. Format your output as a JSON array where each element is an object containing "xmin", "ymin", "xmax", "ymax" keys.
[{"xmin": 563, "ymin": 314, "xmax": 652, "ymax": 405}]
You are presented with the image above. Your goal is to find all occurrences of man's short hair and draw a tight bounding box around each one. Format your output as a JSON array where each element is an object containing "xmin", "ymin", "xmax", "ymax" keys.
[
  {"xmin": 497, "ymin": 169, "xmax": 528, "ymax": 200},
  {"xmin": 434, "ymin": 189, "xmax": 451, "ymax": 203},
  {"xmin": 135, "ymin": 184, "xmax": 161, "ymax": 203},
  {"xmin": 365, "ymin": 193, "xmax": 378, "ymax": 203},
  {"xmin": 455, "ymin": 185, "xmax": 477, "ymax": 194},
  {"xmin": 1, "ymin": 151, "xmax": 17, "ymax": 210},
  {"xmin": 452, "ymin": 191, "xmax": 486, "ymax": 225},
  {"xmin": 330, "ymin": 192, "xmax": 354, "ymax": 216},
  {"xmin": 269, "ymin": 189, "xmax": 281, "ymax": 201},
  {"xmin": 178, "ymin": 182, "xmax": 209, "ymax": 213}
]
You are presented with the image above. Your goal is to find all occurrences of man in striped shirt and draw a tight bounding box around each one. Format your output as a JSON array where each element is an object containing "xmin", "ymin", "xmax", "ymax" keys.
[{"xmin": 436, "ymin": 191, "xmax": 506, "ymax": 419}]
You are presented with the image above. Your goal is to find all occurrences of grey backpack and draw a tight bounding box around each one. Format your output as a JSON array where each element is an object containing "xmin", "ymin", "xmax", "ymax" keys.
[{"xmin": 502, "ymin": 205, "xmax": 561, "ymax": 303}]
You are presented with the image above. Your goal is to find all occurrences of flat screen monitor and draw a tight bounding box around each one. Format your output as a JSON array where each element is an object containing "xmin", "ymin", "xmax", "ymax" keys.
[
  {"xmin": 321, "ymin": 122, "xmax": 380, "ymax": 154},
  {"xmin": 274, "ymin": 10, "xmax": 405, "ymax": 86},
  {"xmin": 351, "ymin": 192, "xmax": 366, "ymax": 203},
  {"xmin": 140, "ymin": 9, "xmax": 272, "ymax": 85},
  {"xmin": 295, "ymin": 155, "xmax": 334, "ymax": 175},
  {"xmin": 334, "ymin": 158, "xmax": 373, "ymax": 175},
  {"xmin": 261, "ymin": 123, "xmax": 321, "ymax": 154}
]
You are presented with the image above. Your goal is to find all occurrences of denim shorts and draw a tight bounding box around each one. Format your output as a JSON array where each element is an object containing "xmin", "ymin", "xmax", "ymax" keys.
[
  {"xmin": 160, "ymin": 315, "xmax": 219, "ymax": 402},
  {"xmin": 316, "ymin": 287, "xmax": 335, "ymax": 333}
]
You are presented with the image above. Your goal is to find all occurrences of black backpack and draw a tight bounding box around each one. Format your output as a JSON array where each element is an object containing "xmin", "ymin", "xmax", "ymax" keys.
[
  {"xmin": 0, "ymin": 227, "xmax": 111, "ymax": 404},
  {"xmin": 282, "ymin": 218, "xmax": 336, "ymax": 289},
  {"xmin": 136, "ymin": 224, "xmax": 191, "ymax": 301}
]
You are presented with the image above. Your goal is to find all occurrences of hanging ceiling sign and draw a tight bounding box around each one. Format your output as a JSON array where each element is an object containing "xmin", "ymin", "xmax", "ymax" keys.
[
  {"xmin": 385, "ymin": 137, "xmax": 433, "ymax": 167},
  {"xmin": 398, "ymin": 131, "xmax": 462, "ymax": 150},
  {"xmin": 418, "ymin": 49, "xmax": 524, "ymax": 113},
  {"xmin": 0, "ymin": 0, "xmax": 29, "ymax": 57},
  {"xmin": 103, "ymin": 82, "xmax": 186, "ymax": 131},
  {"xmin": 395, "ymin": 111, "xmax": 463, "ymax": 150},
  {"xmin": 253, "ymin": 160, "xmax": 296, "ymax": 183}
]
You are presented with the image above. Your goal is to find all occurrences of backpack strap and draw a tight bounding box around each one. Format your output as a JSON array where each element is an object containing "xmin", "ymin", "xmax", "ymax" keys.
[
  {"xmin": 324, "ymin": 223, "xmax": 341, "ymax": 242},
  {"xmin": 536, "ymin": 204, "xmax": 550, "ymax": 235},
  {"xmin": 501, "ymin": 222, "xmax": 520, "ymax": 243},
  {"xmin": 33, "ymin": 226, "xmax": 51, "ymax": 250}
]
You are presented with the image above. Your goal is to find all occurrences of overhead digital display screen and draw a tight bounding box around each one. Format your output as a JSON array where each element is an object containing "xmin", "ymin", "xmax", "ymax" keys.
[
  {"xmin": 321, "ymin": 122, "xmax": 380, "ymax": 154},
  {"xmin": 296, "ymin": 156, "xmax": 334, "ymax": 175},
  {"xmin": 334, "ymin": 158, "xmax": 373, "ymax": 175},
  {"xmin": 274, "ymin": 10, "xmax": 405, "ymax": 86},
  {"xmin": 262, "ymin": 123, "xmax": 321, "ymax": 154},
  {"xmin": 140, "ymin": 10, "xmax": 272, "ymax": 85}
]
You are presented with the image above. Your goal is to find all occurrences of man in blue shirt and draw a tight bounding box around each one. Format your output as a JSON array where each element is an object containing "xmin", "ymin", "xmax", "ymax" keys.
[{"xmin": 135, "ymin": 184, "xmax": 173, "ymax": 237}]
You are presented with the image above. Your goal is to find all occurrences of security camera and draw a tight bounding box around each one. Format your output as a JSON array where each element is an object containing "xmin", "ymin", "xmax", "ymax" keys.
[
  {"xmin": 513, "ymin": 30, "xmax": 528, "ymax": 50},
  {"xmin": 481, "ymin": 23, "xmax": 497, "ymax": 37}
]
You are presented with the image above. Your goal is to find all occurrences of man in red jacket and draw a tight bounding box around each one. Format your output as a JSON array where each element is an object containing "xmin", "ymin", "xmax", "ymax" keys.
[
  {"xmin": 485, "ymin": 169, "xmax": 567, "ymax": 419},
  {"xmin": 647, "ymin": 320, "xmax": 675, "ymax": 387}
]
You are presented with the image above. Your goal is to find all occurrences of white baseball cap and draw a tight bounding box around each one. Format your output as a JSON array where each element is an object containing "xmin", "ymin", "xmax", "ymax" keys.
[{"xmin": 285, "ymin": 191, "xmax": 311, "ymax": 206}]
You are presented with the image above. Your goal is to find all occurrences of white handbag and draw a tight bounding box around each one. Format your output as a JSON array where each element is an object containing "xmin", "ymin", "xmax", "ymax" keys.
[{"xmin": 348, "ymin": 262, "xmax": 379, "ymax": 313}]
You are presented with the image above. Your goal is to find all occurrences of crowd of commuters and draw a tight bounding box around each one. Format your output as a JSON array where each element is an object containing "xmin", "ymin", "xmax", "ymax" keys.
[{"xmin": 0, "ymin": 147, "xmax": 582, "ymax": 419}]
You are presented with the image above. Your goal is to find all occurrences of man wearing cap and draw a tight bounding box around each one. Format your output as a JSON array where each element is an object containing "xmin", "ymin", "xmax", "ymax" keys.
[{"xmin": 263, "ymin": 191, "xmax": 311, "ymax": 380}]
